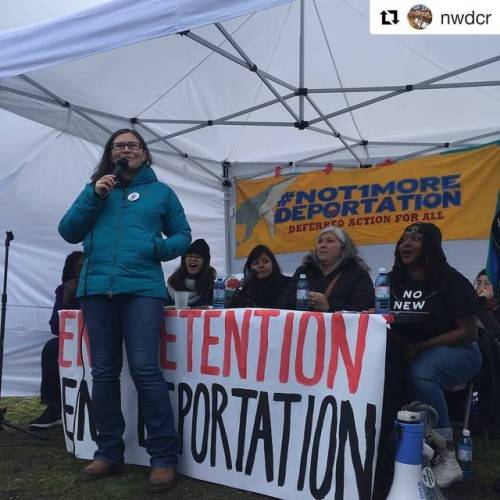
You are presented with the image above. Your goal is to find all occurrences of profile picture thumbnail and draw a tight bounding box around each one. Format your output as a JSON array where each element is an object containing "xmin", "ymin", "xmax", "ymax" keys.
[{"xmin": 407, "ymin": 4, "xmax": 433, "ymax": 30}]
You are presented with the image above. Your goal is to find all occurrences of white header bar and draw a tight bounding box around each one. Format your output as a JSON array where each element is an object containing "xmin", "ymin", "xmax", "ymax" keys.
[{"xmin": 370, "ymin": 0, "xmax": 500, "ymax": 34}]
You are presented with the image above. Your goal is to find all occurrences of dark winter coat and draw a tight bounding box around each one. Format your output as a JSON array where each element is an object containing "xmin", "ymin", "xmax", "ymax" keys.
[
  {"xmin": 277, "ymin": 255, "xmax": 374, "ymax": 312},
  {"xmin": 58, "ymin": 165, "xmax": 191, "ymax": 299},
  {"xmin": 231, "ymin": 273, "xmax": 291, "ymax": 309}
]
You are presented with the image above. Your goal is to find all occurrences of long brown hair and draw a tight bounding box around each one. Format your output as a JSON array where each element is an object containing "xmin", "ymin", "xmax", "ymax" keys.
[{"xmin": 91, "ymin": 129, "xmax": 152, "ymax": 182}]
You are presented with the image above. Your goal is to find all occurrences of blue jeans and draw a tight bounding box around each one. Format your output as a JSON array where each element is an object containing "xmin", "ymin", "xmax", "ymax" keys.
[
  {"xmin": 407, "ymin": 342, "xmax": 482, "ymax": 434},
  {"xmin": 83, "ymin": 295, "xmax": 179, "ymax": 467}
]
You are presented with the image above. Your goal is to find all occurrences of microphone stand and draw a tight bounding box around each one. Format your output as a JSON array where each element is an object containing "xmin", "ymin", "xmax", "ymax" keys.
[{"xmin": 0, "ymin": 231, "xmax": 45, "ymax": 439}]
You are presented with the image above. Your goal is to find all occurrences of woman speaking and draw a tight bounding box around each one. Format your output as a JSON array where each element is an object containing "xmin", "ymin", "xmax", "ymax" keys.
[{"xmin": 59, "ymin": 129, "xmax": 191, "ymax": 493}]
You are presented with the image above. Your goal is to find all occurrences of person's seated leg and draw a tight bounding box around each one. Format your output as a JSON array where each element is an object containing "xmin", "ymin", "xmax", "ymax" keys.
[
  {"xmin": 407, "ymin": 344, "xmax": 481, "ymax": 488},
  {"xmin": 30, "ymin": 337, "xmax": 62, "ymax": 428}
]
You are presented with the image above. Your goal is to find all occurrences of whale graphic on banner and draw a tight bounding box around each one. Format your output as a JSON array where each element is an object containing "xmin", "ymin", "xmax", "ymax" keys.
[{"xmin": 236, "ymin": 175, "xmax": 297, "ymax": 242}]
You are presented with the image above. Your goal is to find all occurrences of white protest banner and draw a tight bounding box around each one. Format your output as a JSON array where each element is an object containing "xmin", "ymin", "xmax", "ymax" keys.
[{"xmin": 59, "ymin": 308, "xmax": 387, "ymax": 499}]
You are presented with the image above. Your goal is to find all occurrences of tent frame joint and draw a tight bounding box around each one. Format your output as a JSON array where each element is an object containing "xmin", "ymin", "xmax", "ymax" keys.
[
  {"xmin": 294, "ymin": 120, "xmax": 309, "ymax": 130},
  {"xmin": 222, "ymin": 161, "xmax": 232, "ymax": 188}
]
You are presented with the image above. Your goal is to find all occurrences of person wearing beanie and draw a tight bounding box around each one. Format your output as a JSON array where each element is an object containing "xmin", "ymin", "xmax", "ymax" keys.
[
  {"xmin": 386, "ymin": 222, "xmax": 481, "ymax": 489},
  {"xmin": 277, "ymin": 226, "xmax": 374, "ymax": 312},
  {"xmin": 167, "ymin": 239, "xmax": 216, "ymax": 307}
]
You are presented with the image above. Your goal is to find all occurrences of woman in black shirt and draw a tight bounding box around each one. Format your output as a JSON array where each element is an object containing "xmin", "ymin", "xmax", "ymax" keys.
[
  {"xmin": 232, "ymin": 245, "xmax": 290, "ymax": 308},
  {"xmin": 389, "ymin": 222, "xmax": 481, "ymax": 488}
]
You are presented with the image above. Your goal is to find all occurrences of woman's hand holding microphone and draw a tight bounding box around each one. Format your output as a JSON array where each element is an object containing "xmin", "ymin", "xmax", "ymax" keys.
[{"xmin": 94, "ymin": 175, "xmax": 117, "ymax": 198}]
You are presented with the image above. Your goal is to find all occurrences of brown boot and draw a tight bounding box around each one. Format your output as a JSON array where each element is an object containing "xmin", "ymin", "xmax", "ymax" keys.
[
  {"xmin": 80, "ymin": 459, "xmax": 122, "ymax": 480},
  {"xmin": 147, "ymin": 467, "xmax": 176, "ymax": 493}
]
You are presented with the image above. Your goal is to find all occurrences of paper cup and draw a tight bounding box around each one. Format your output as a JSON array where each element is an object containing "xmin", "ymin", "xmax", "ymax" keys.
[{"xmin": 174, "ymin": 291, "xmax": 190, "ymax": 309}]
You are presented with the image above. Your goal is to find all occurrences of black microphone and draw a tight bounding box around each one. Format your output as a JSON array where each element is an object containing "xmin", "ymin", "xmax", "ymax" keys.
[{"xmin": 112, "ymin": 158, "xmax": 129, "ymax": 180}]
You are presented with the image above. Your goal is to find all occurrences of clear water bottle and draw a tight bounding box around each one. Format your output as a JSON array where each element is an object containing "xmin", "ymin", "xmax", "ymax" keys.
[
  {"xmin": 375, "ymin": 267, "xmax": 391, "ymax": 314},
  {"xmin": 296, "ymin": 273, "xmax": 309, "ymax": 311},
  {"xmin": 456, "ymin": 429, "xmax": 473, "ymax": 478},
  {"xmin": 213, "ymin": 277, "xmax": 225, "ymax": 309}
]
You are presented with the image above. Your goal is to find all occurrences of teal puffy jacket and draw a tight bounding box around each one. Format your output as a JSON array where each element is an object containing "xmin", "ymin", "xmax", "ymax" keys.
[{"xmin": 59, "ymin": 165, "xmax": 191, "ymax": 299}]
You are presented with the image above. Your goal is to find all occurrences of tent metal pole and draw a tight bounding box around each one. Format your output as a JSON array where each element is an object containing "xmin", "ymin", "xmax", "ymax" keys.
[
  {"xmin": 305, "ymin": 95, "xmax": 364, "ymax": 164},
  {"xmin": 141, "ymin": 119, "xmax": 211, "ymax": 125},
  {"xmin": 152, "ymin": 123, "xmax": 208, "ymax": 141},
  {"xmin": 310, "ymin": 0, "xmax": 369, "ymax": 163},
  {"xmin": 222, "ymin": 161, "xmax": 232, "ymax": 276},
  {"xmin": 184, "ymin": 31, "xmax": 296, "ymax": 91},
  {"xmin": 448, "ymin": 130, "xmax": 500, "ymax": 145},
  {"xmin": 149, "ymin": 92, "xmax": 296, "ymax": 124},
  {"xmin": 299, "ymin": 0, "xmax": 305, "ymax": 122},
  {"xmin": 70, "ymin": 104, "xmax": 129, "ymax": 122},
  {"xmin": 389, "ymin": 145, "xmax": 448, "ymax": 161},
  {"xmin": 149, "ymin": 148, "xmax": 221, "ymax": 165},
  {"xmin": 307, "ymin": 126, "xmax": 338, "ymax": 137},
  {"xmin": 309, "ymin": 88, "xmax": 406, "ymax": 125},
  {"xmin": 297, "ymin": 144, "xmax": 362, "ymax": 163},
  {"xmin": 206, "ymin": 121, "xmax": 295, "ymax": 127},
  {"xmin": 19, "ymin": 75, "xmax": 66, "ymax": 104},
  {"xmin": 0, "ymin": 85, "xmax": 58, "ymax": 105},
  {"xmin": 215, "ymin": 23, "xmax": 299, "ymax": 122},
  {"xmin": 19, "ymin": 74, "xmax": 113, "ymax": 134},
  {"xmin": 143, "ymin": 92, "xmax": 296, "ymax": 142},
  {"xmin": 309, "ymin": 80, "xmax": 500, "ymax": 93},
  {"xmin": 415, "ymin": 54, "xmax": 500, "ymax": 88},
  {"xmin": 368, "ymin": 141, "xmax": 454, "ymax": 146},
  {"xmin": 426, "ymin": 80, "xmax": 500, "ymax": 89},
  {"xmin": 71, "ymin": 108, "xmax": 113, "ymax": 134},
  {"xmin": 310, "ymin": 54, "xmax": 500, "ymax": 125},
  {"xmin": 137, "ymin": 122, "xmax": 223, "ymax": 182},
  {"xmin": 309, "ymin": 86, "xmax": 411, "ymax": 93}
]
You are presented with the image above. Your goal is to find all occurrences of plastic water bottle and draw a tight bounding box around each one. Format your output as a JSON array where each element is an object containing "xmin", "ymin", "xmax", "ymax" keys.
[
  {"xmin": 375, "ymin": 267, "xmax": 391, "ymax": 314},
  {"xmin": 296, "ymin": 274, "xmax": 309, "ymax": 311},
  {"xmin": 456, "ymin": 429, "xmax": 473, "ymax": 478},
  {"xmin": 213, "ymin": 277, "xmax": 225, "ymax": 309}
]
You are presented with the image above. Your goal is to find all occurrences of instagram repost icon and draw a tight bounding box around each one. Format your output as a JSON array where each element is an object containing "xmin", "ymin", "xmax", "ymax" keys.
[{"xmin": 407, "ymin": 4, "xmax": 432, "ymax": 30}]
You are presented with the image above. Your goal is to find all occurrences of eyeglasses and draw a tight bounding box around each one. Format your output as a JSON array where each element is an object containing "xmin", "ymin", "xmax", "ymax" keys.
[
  {"xmin": 111, "ymin": 142, "xmax": 141, "ymax": 151},
  {"xmin": 185, "ymin": 254, "xmax": 204, "ymax": 260}
]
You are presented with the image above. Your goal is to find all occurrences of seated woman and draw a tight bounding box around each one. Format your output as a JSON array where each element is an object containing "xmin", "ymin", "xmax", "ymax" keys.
[
  {"xmin": 474, "ymin": 269, "xmax": 500, "ymax": 338},
  {"xmin": 167, "ymin": 238, "xmax": 216, "ymax": 307},
  {"xmin": 471, "ymin": 269, "xmax": 500, "ymax": 440},
  {"xmin": 29, "ymin": 251, "xmax": 83, "ymax": 428},
  {"xmin": 231, "ymin": 245, "xmax": 291, "ymax": 308},
  {"xmin": 389, "ymin": 222, "xmax": 481, "ymax": 488},
  {"xmin": 278, "ymin": 227, "xmax": 374, "ymax": 312}
]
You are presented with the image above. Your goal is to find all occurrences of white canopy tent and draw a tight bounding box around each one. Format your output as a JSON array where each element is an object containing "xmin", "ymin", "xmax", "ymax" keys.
[{"xmin": 0, "ymin": 0, "xmax": 498, "ymax": 395}]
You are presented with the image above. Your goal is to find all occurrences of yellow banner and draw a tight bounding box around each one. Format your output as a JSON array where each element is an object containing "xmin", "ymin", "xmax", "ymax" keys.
[{"xmin": 235, "ymin": 144, "xmax": 500, "ymax": 257}]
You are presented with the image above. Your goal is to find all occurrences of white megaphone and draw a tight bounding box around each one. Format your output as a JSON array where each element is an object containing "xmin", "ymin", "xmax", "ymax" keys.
[{"xmin": 386, "ymin": 410, "xmax": 426, "ymax": 500}]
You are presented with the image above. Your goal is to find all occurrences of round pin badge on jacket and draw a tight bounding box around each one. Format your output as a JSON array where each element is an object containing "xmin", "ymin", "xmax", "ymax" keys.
[{"xmin": 128, "ymin": 192, "xmax": 140, "ymax": 202}]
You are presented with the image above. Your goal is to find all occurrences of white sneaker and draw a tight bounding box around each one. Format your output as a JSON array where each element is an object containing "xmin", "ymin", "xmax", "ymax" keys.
[{"xmin": 432, "ymin": 449, "xmax": 463, "ymax": 488}]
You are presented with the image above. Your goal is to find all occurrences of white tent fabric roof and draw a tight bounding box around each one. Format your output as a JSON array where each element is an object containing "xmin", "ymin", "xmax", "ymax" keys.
[
  {"xmin": 0, "ymin": 0, "xmax": 498, "ymax": 395},
  {"xmin": 1, "ymin": 0, "xmax": 499, "ymax": 168}
]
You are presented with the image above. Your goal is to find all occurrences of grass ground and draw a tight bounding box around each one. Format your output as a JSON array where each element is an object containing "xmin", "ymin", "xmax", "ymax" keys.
[{"xmin": 0, "ymin": 397, "xmax": 499, "ymax": 499}]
